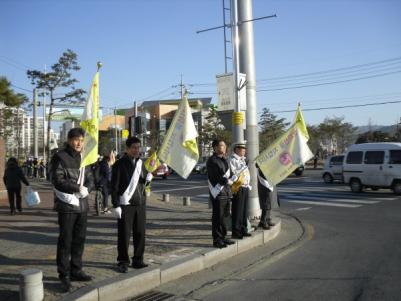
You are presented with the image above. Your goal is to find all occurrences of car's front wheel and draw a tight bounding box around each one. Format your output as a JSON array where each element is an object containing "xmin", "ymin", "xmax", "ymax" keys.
[
  {"xmin": 350, "ymin": 178, "xmax": 363, "ymax": 193},
  {"xmin": 323, "ymin": 173, "xmax": 333, "ymax": 184},
  {"xmin": 392, "ymin": 181, "xmax": 401, "ymax": 195}
]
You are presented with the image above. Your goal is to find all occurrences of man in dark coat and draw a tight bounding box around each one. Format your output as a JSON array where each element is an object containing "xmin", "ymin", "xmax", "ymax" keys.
[
  {"xmin": 256, "ymin": 165, "xmax": 277, "ymax": 230},
  {"xmin": 111, "ymin": 136, "xmax": 152, "ymax": 273},
  {"xmin": 50, "ymin": 128, "xmax": 94, "ymax": 292},
  {"xmin": 207, "ymin": 139, "xmax": 236, "ymax": 248},
  {"xmin": 3, "ymin": 157, "xmax": 30, "ymax": 215}
]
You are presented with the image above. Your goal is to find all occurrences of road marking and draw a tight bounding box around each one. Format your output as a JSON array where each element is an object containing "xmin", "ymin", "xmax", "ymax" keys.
[
  {"xmin": 195, "ymin": 194, "xmax": 209, "ymax": 198},
  {"xmin": 285, "ymin": 200, "xmax": 361, "ymax": 208},
  {"xmin": 152, "ymin": 186, "xmax": 207, "ymax": 193},
  {"xmin": 296, "ymin": 207, "xmax": 312, "ymax": 211},
  {"xmin": 282, "ymin": 194, "xmax": 380, "ymax": 204}
]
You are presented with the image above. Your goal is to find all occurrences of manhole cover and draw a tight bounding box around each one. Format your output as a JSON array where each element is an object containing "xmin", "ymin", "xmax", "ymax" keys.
[{"xmin": 127, "ymin": 290, "xmax": 175, "ymax": 301}]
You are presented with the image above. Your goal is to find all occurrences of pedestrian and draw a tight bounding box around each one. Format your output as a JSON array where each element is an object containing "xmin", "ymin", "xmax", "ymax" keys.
[
  {"xmin": 207, "ymin": 139, "xmax": 236, "ymax": 248},
  {"xmin": 49, "ymin": 127, "xmax": 94, "ymax": 292},
  {"xmin": 111, "ymin": 137, "xmax": 153, "ymax": 273},
  {"xmin": 3, "ymin": 157, "xmax": 30, "ymax": 215},
  {"xmin": 229, "ymin": 141, "xmax": 252, "ymax": 239},
  {"xmin": 256, "ymin": 164, "xmax": 277, "ymax": 230},
  {"xmin": 313, "ymin": 154, "xmax": 318, "ymax": 169},
  {"xmin": 99, "ymin": 154, "xmax": 114, "ymax": 213},
  {"xmin": 33, "ymin": 157, "xmax": 38, "ymax": 178}
]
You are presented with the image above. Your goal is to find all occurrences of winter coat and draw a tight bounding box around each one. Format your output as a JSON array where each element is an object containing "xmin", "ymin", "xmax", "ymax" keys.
[
  {"xmin": 50, "ymin": 145, "xmax": 94, "ymax": 213},
  {"xmin": 3, "ymin": 161, "xmax": 29, "ymax": 189}
]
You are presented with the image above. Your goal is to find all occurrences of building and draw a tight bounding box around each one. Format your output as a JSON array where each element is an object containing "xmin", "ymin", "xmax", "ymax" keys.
[{"xmin": 124, "ymin": 97, "xmax": 212, "ymax": 156}]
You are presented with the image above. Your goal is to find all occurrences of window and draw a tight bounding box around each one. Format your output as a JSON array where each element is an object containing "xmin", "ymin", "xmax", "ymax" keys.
[
  {"xmin": 330, "ymin": 155, "xmax": 344, "ymax": 165},
  {"xmin": 389, "ymin": 150, "xmax": 401, "ymax": 164},
  {"xmin": 346, "ymin": 152, "xmax": 363, "ymax": 164},
  {"xmin": 364, "ymin": 151, "xmax": 384, "ymax": 164}
]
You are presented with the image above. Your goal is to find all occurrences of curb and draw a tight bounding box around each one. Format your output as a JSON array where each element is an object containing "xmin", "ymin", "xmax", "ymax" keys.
[{"xmin": 59, "ymin": 220, "xmax": 281, "ymax": 301}]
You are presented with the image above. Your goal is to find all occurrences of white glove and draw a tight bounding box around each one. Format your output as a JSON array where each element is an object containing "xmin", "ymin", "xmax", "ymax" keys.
[
  {"xmin": 112, "ymin": 207, "xmax": 122, "ymax": 219},
  {"xmin": 146, "ymin": 172, "xmax": 153, "ymax": 183},
  {"xmin": 76, "ymin": 186, "xmax": 89, "ymax": 198},
  {"xmin": 230, "ymin": 175, "xmax": 238, "ymax": 182}
]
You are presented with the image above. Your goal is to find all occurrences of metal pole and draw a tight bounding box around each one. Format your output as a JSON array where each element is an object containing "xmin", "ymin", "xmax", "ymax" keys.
[
  {"xmin": 42, "ymin": 88, "xmax": 46, "ymax": 163},
  {"xmin": 231, "ymin": 0, "xmax": 244, "ymax": 145},
  {"xmin": 114, "ymin": 107, "xmax": 118, "ymax": 153},
  {"xmin": 238, "ymin": 0, "xmax": 260, "ymax": 218},
  {"xmin": 33, "ymin": 89, "xmax": 38, "ymax": 158},
  {"xmin": 222, "ymin": 0, "xmax": 228, "ymax": 73}
]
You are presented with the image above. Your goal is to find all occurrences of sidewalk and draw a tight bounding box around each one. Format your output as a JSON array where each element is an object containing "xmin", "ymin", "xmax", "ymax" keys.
[{"xmin": 0, "ymin": 179, "xmax": 283, "ymax": 301}]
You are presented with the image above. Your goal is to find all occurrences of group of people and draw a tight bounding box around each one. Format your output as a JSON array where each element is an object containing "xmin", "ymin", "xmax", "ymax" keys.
[
  {"xmin": 3, "ymin": 128, "xmax": 278, "ymax": 293},
  {"xmin": 207, "ymin": 139, "xmax": 278, "ymax": 249},
  {"xmin": 22, "ymin": 158, "xmax": 46, "ymax": 178},
  {"xmin": 49, "ymin": 128, "xmax": 152, "ymax": 292}
]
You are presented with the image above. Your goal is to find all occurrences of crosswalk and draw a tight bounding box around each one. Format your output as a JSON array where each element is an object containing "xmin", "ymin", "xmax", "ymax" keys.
[
  {"xmin": 278, "ymin": 182, "xmax": 398, "ymax": 209},
  {"xmin": 192, "ymin": 183, "xmax": 398, "ymax": 210}
]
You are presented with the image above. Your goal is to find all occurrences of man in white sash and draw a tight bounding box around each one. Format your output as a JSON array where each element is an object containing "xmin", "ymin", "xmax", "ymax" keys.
[
  {"xmin": 229, "ymin": 141, "xmax": 252, "ymax": 239},
  {"xmin": 50, "ymin": 128, "xmax": 94, "ymax": 292},
  {"xmin": 256, "ymin": 163, "xmax": 277, "ymax": 230},
  {"xmin": 111, "ymin": 137, "xmax": 152, "ymax": 273},
  {"xmin": 207, "ymin": 139, "xmax": 236, "ymax": 248}
]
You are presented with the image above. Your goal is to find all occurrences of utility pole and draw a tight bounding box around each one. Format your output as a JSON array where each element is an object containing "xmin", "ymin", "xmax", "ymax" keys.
[
  {"xmin": 33, "ymin": 89, "xmax": 38, "ymax": 158},
  {"xmin": 238, "ymin": 0, "xmax": 269, "ymax": 218},
  {"xmin": 231, "ymin": 0, "xmax": 245, "ymax": 145},
  {"xmin": 114, "ymin": 107, "xmax": 118, "ymax": 153}
]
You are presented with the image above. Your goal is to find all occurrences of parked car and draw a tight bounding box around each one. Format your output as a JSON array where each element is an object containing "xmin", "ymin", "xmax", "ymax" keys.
[
  {"xmin": 322, "ymin": 155, "xmax": 344, "ymax": 183},
  {"xmin": 152, "ymin": 163, "xmax": 171, "ymax": 179},
  {"xmin": 342, "ymin": 142, "xmax": 401, "ymax": 194},
  {"xmin": 193, "ymin": 162, "xmax": 207, "ymax": 174}
]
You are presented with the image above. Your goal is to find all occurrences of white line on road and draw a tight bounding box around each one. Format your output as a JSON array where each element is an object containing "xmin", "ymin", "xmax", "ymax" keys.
[
  {"xmin": 152, "ymin": 186, "xmax": 207, "ymax": 193},
  {"xmin": 282, "ymin": 195, "xmax": 381, "ymax": 204},
  {"xmin": 286, "ymin": 200, "xmax": 361, "ymax": 208},
  {"xmin": 296, "ymin": 207, "xmax": 312, "ymax": 211}
]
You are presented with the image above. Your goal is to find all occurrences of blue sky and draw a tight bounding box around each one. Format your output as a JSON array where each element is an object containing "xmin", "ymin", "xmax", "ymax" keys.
[{"xmin": 1, "ymin": 0, "xmax": 401, "ymax": 128}]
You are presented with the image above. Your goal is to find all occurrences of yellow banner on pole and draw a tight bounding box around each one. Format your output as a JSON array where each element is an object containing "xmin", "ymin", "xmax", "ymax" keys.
[
  {"xmin": 80, "ymin": 72, "xmax": 99, "ymax": 168},
  {"xmin": 256, "ymin": 107, "xmax": 313, "ymax": 186}
]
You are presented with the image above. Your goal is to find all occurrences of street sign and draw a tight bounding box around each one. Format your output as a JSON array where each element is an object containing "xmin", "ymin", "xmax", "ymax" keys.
[{"xmin": 216, "ymin": 72, "xmax": 246, "ymax": 111}]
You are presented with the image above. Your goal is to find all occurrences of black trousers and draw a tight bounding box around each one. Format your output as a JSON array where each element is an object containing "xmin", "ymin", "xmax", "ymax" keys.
[
  {"xmin": 101, "ymin": 185, "xmax": 109, "ymax": 208},
  {"xmin": 232, "ymin": 187, "xmax": 249, "ymax": 236},
  {"xmin": 211, "ymin": 195, "xmax": 229, "ymax": 242},
  {"xmin": 7, "ymin": 187, "xmax": 22, "ymax": 212},
  {"xmin": 57, "ymin": 212, "xmax": 87, "ymax": 278},
  {"xmin": 117, "ymin": 204, "xmax": 146, "ymax": 264}
]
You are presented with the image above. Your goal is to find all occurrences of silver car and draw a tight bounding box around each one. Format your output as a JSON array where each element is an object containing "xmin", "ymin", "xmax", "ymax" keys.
[{"xmin": 322, "ymin": 155, "xmax": 344, "ymax": 183}]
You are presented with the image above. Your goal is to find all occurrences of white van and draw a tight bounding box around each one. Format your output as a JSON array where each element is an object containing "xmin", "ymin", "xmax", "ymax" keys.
[{"xmin": 343, "ymin": 142, "xmax": 401, "ymax": 195}]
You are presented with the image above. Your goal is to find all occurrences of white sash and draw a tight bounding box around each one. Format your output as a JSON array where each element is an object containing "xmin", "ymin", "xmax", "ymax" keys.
[
  {"xmin": 119, "ymin": 159, "xmax": 142, "ymax": 205},
  {"xmin": 54, "ymin": 188, "xmax": 80, "ymax": 207},
  {"xmin": 257, "ymin": 171, "xmax": 274, "ymax": 192},
  {"xmin": 208, "ymin": 168, "xmax": 230, "ymax": 199}
]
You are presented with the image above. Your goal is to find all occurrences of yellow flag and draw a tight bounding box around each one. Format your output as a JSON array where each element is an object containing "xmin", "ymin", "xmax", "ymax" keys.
[
  {"xmin": 256, "ymin": 106, "xmax": 313, "ymax": 186},
  {"xmin": 80, "ymin": 72, "xmax": 99, "ymax": 168},
  {"xmin": 158, "ymin": 94, "xmax": 199, "ymax": 179},
  {"xmin": 294, "ymin": 105, "xmax": 309, "ymax": 140},
  {"xmin": 144, "ymin": 151, "xmax": 160, "ymax": 173}
]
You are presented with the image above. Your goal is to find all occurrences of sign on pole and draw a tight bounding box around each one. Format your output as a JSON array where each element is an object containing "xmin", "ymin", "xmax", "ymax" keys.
[{"xmin": 216, "ymin": 73, "xmax": 246, "ymax": 111}]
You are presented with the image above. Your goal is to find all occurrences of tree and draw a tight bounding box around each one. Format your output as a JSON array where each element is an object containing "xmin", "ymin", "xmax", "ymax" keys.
[
  {"xmin": 318, "ymin": 117, "xmax": 356, "ymax": 156},
  {"xmin": 258, "ymin": 108, "xmax": 289, "ymax": 151},
  {"xmin": 199, "ymin": 105, "xmax": 231, "ymax": 157},
  {"xmin": 0, "ymin": 77, "xmax": 28, "ymax": 159},
  {"xmin": 27, "ymin": 49, "xmax": 85, "ymax": 161},
  {"xmin": 356, "ymin": 130, "xmax": 394, "ymax": 144}
]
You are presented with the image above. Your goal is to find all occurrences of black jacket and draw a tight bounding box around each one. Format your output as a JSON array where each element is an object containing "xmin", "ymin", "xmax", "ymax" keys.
[
  {"xmin": 99, "ymin": 160, "xmax": 111, "ymax": 188},
  {"xmin": 257, "ymin": 169, "xmax": 278, "ymax": 210},
  {"xmin": 50, "ymin": 145, "xmax": 94, "ymax": 213},
  {"xmin": 3, "ymin": 162, "xmax": 29, "ymax": 189},
  {"xmin": 206, "ymin": 153, "xmax": 232, "ymax": 199},
  {"xmin": 111, "ymin": 155, "xmax": 147, "ymax": 207}
]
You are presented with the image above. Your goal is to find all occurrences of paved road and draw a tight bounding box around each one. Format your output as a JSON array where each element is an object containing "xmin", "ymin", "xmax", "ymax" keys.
[{"xmin": 151, "ymin": 169, "xmax": 401, "ymax": 300}]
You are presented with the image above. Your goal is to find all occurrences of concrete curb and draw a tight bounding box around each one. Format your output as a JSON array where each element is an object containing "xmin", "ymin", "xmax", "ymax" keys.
[{"xmin": 59, "ymin": 220, "xmax": 281, "ymax": 301}]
